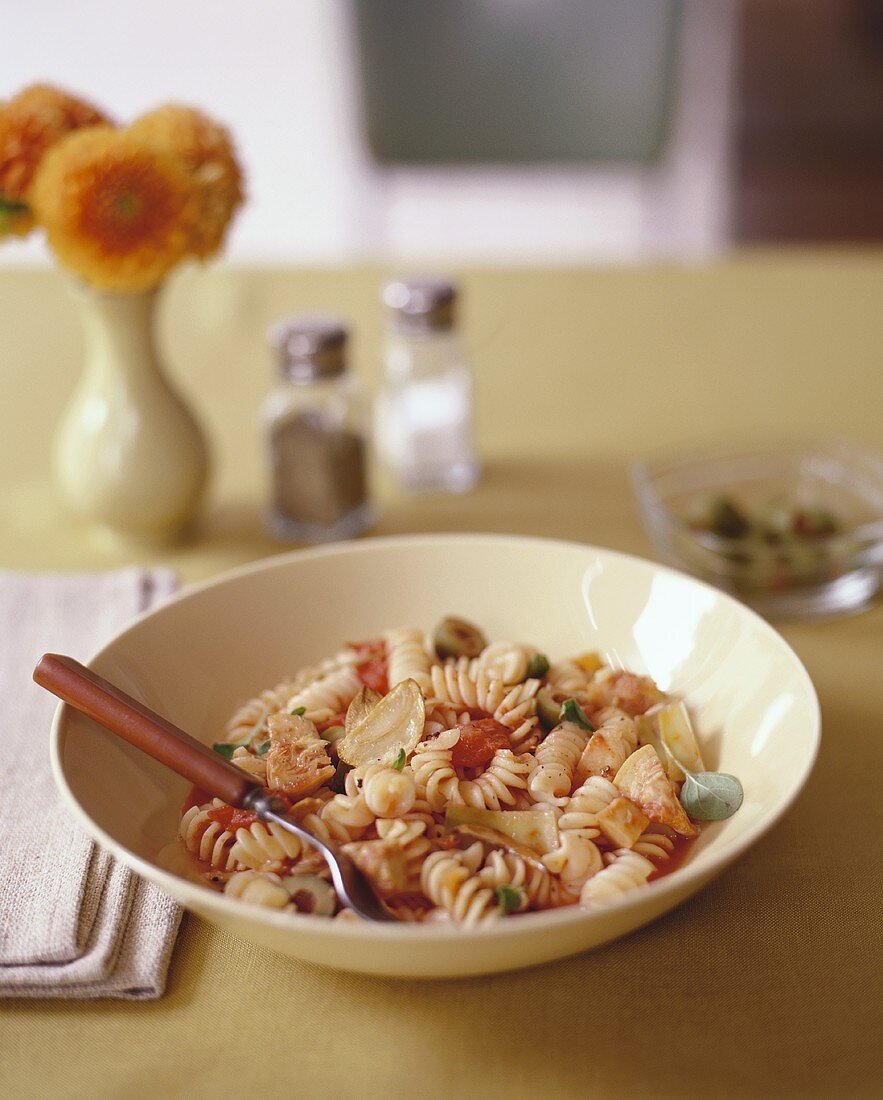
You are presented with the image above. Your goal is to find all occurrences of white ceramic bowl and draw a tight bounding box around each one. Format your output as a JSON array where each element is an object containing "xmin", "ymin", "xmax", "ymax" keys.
[{"xmin": 52, "ymin": 535, "xmax": 820, "ymax": 978}]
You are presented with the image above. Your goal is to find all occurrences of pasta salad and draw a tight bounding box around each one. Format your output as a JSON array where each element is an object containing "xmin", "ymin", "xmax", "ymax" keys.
[{"xmin": 179, "ymin": 617, "xmax": 726, "ymax": 926}]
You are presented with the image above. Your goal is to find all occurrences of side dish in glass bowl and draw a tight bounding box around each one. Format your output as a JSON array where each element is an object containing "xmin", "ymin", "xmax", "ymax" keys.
[{"xmin": 631, "ymin": 438, "xmax": 883, "ymax": 619}]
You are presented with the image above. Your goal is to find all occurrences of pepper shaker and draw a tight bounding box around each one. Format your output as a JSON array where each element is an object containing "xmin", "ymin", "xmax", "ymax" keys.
[{"xmin": 262, "ymin": 317, "xmax": 374, "ymax": 542}]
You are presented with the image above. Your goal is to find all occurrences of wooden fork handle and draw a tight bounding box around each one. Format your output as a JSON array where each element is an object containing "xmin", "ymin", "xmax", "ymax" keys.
[{"xmin": 34, "ymin": 653, "xmax": 258, "ymax": 808}]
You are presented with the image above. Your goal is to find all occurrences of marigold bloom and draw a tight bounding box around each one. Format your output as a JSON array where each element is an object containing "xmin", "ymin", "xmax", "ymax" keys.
[
  {"xmin": 31, "ymin": 126, "xmax": 197, "ymax": 291},
  {"xmin": 0, "ymin": 84, "xmax": 109, "ymax": 238},
  {"xmin": 131, "ymin": 104, "xmax": 244, "ymax": 258}
]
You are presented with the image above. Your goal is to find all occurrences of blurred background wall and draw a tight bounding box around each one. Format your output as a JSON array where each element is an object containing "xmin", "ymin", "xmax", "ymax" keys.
[{"xmin": 2, "ymin": 0, "xmax": 880, "ymax": 265}]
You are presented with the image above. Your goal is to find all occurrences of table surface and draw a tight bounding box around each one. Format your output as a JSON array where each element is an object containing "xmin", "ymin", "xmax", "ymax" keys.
[{"xmin": 2, "ymin": 256, "xmax": 882, "ymax": 1099}]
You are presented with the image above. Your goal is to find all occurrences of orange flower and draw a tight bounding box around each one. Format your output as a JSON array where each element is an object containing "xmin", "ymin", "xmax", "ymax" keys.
[
  {"xmin": 131, "ymin": 104, "xmax": 244, "ymax": 258},
  {"xmin": 0, "ymin": 84, "xmax": 110, "ymax": 237},
  {"xmin": 31, "ymin": 126, "xmax": 197, "ymax": 291}
]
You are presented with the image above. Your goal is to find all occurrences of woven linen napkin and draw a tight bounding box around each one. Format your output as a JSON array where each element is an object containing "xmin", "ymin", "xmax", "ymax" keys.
[{"xmin": 0, "ymin": 568, "xmax": 183, "ymax": 999}]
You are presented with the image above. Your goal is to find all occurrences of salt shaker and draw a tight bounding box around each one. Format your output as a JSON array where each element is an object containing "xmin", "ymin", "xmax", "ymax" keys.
[
  {"xmin": 262, "ymin": 317, "xmax": 374, "ymax": 542},
  {"xmin": 377, "ymin": 277, "xmax": 480, "ymax": 493}
]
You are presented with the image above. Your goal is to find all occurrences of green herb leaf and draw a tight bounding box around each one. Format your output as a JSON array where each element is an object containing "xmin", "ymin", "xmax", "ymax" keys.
[
  {"xmin": 526, "ymin": 653, "xmax": 550, "ymax": 679},
  {"xmin": 212, "ymin": 742, "xmax": 235, "ymax": 760},
  {"xmin": 680, "ymin": 771, "xmax": 744, "ymax": 821},
  {"xmin": 255, "ymin": 739, "xmax": 272, "ymax": 756},
  {"xmin": 391, "ymin": 748, "xmax": 407, "ymax": 772},
  {"xmin": 290, "ymin": 706, "xmax": 306, "ymax": 716},
  {"xmin": 0, "ymin": 197, "xmax": 29, "ymax": 215},
  {"xmin": 494, "ymin": 885, "xmax": 525, "ymax": 916},
  {"xmin": 560, "ymin": 698, "xmax": 594, "ymax": 731}
]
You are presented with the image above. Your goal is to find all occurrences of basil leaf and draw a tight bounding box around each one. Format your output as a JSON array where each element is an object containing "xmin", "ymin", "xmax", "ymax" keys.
[
  {"xmin": 560, "ymin": 698, "xmax": 594, "ymax": 731},
  {"xmin": 255, "ymin": 739, "xmax": 272, "ymax": 756},
  {"xmin": 212, "ymin": 742, "xmax": 235, "ymax": 760},
  {"xmin": 494, "ymin": 884, "xmax": 525, "ymax": 916},
  {"xmin": 391, "ymin": 748, "xmax": 406, "ymax": 772},
  {"xmin": 680, "ymin": 771, "xmax": 744, "ymax": 821},
  {"xmin": 526, "ymin": 653, "xmax": 550, "ymax": 679},
  {"xmin": 290, "ymin": 706, "xmax": 306, "ymax": 716}
]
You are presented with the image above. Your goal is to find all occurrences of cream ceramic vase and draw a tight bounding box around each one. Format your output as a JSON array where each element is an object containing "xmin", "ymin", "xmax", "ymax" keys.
[{"xmin": 54, "ymin": 283, "xmax": 209, "ymax": 542}]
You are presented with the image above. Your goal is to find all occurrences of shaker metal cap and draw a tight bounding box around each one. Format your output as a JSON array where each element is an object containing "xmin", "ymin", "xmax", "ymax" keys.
[
  {"xmin": 268, "ymin": 316, "xmax": 348, "ymax": 382},
  {"xmin": 383, "ymin": 277, "xmax": 457, "ymax": 333}
]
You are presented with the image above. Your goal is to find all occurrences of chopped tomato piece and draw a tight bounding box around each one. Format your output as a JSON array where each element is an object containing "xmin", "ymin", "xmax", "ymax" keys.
[
  {"xmin": 451, "ymin": 719, "xmax": 511, "ymax": 769},
  {"xmin": 206, "ymin": 806, "xmax": 258, "ymax": 830},
  {"xmin": 356, "ymin": 657, "xmax": 388, "ymax": 695},
  {"xmin": 347, "ymin": 638, "xmax": 386, "ymax": 661},
  {"xmin": 315, "ymin": 712, "xmax": 347, "ymax": 734}
]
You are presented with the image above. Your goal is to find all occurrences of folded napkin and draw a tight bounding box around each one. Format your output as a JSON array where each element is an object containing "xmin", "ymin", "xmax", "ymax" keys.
[{"xmin": 0, "ymin": 568, "xmax": 183, "ymax": 1000}]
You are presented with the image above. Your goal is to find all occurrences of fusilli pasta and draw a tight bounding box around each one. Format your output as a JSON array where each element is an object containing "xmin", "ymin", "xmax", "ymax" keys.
[{"xmin": 178, "ymin": 619, "xmax": 716, "ymax": 925}]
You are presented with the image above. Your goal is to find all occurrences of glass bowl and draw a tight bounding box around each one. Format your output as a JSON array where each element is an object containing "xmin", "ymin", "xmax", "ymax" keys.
[{"xmin": 631, "ymin": 438, "xmax": 883, "ymax": 620}]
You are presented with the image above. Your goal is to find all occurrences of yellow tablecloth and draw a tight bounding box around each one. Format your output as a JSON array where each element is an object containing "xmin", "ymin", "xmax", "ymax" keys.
[{"xmin": 2, "ymin": 257, "xmax": 881, "ymax": 1098}]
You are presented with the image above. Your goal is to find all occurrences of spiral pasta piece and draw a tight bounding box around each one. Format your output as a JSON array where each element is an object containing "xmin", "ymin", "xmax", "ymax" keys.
[
  {"xmin": 410, "ymin": 728, "xmax": 462, "ymax": 811},
  {"xmin": 180, "ymin": 801, "xmax": 238, "ymax": 870},
  {"xmin": 546, "ymin": 661, "xmax": 593, "ymax": 697},
  {"xmin": 286, "ymin": 666, "xmax": 361, "ymax": 724},
  {"xmin": 224, "ymin": 870, "xmax": 291, "ymax": 909},
  {"xmin": 385, "ymin": 627, "xmax": 435, "ymax": 692},
  {"xmin": 476, "ymin": 641, "xmax": 535, "ymax": 685},
  {"xmin": 224, "ymin": 679, "xmax": 295, "ymax": 744},
  {"xmin": 528, "ymin": 721, "xmax": 589, "ymax": 805},
  {"xmin": 358, "ymin": 764, "xmax": 417, "ymax": 818},
  {"xmin": 421, "ymin": 842, "xmax": 500, "ymax": 927},
  {"xmin": 557, "ymin": 776, "xmax": 620, "ymax": 839},
  {"xmin": 374, "ymin": 816, "xmax": 435, "ymax": 892},
  {"xmin": 579, "ymin": 849, "xmax": 655, "ymax": 910},
  {"xmin": 632, "ymin": 828, "xmax": 676, "ymax": 862},
  {"xmin": 422, "ymin": 699, "xmax": 471, "ymax": 739},
  {"xmin": 229, "ymin": 820, "xmax": 305, "ymax": 871},
  {"xmin": 541, "ymin": 832, "xmax": 603, "ymax": 893},
  {"xmin": 319, "ymin": 791, "xmax": 377, "ymax": 841},
  {"xmin": 230, "ymin": 746, "xmax": 267, "ymax": 783},
  {"xmin": 478, "ymin": 849, "xmax": 567, "ymax": 909},
  {"xmin": 458, "ymin": 749, "xmax": 535, "ymax": 810},
  {"xmin": 430, "ymin": 661, "xmax": 541, "ymax": 749}
]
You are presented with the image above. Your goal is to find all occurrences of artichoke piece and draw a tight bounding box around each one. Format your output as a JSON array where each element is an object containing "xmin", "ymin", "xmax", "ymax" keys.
[
  {"xmin": 342, "ymin": 839, "xmax": 409, "ymax": 896},
  {"xmin": 432, "ymin": 616, "xmax": 487, "ymax": 659},
  {"xmin": 280, "ymin": 873, "xmax": 336, "ymax": 916},
  {"xmin": 614, "ymin": 744, "xmax": 697, "ymax": 837},
  {"xmin": 635, "ymin": 700, "xmax": 705, "ymax": 782},
  {"xmin": 444, "ymin": 804, "xmax": 559, "ymax": 855},
  {"xmin": 450, "ymin": 824, "xmax": 548, "ymax": 872},
  {"xmin": 595, "ymin": 796, "xmax": 649, "ymax": 848},
  {"xmin": 338, "ymin": 678, "xmax": 425, "ymax": 767}
]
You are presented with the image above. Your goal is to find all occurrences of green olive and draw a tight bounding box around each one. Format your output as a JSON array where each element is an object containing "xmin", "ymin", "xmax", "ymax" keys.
[
  {"xmin": 280, "ymin": 873, "xmax": 336, "ymax": 916},
  {"xmin": 330, "ymin": 759, "xmax": 353, "ymax": 793},
  {"xmin": 703, "ymin": 496, "xmax": 750, "ymax": 539},
  {"xmin": 536, "ymin": 686, "xmax": 567, "ymax": 730},
  {"xmin": 526, "ymin": 653, "xmax": 550, "ymax": 680},
  {"xmin": 433, "ymin": 616, "xmax": 488, "ymax": 660}
]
